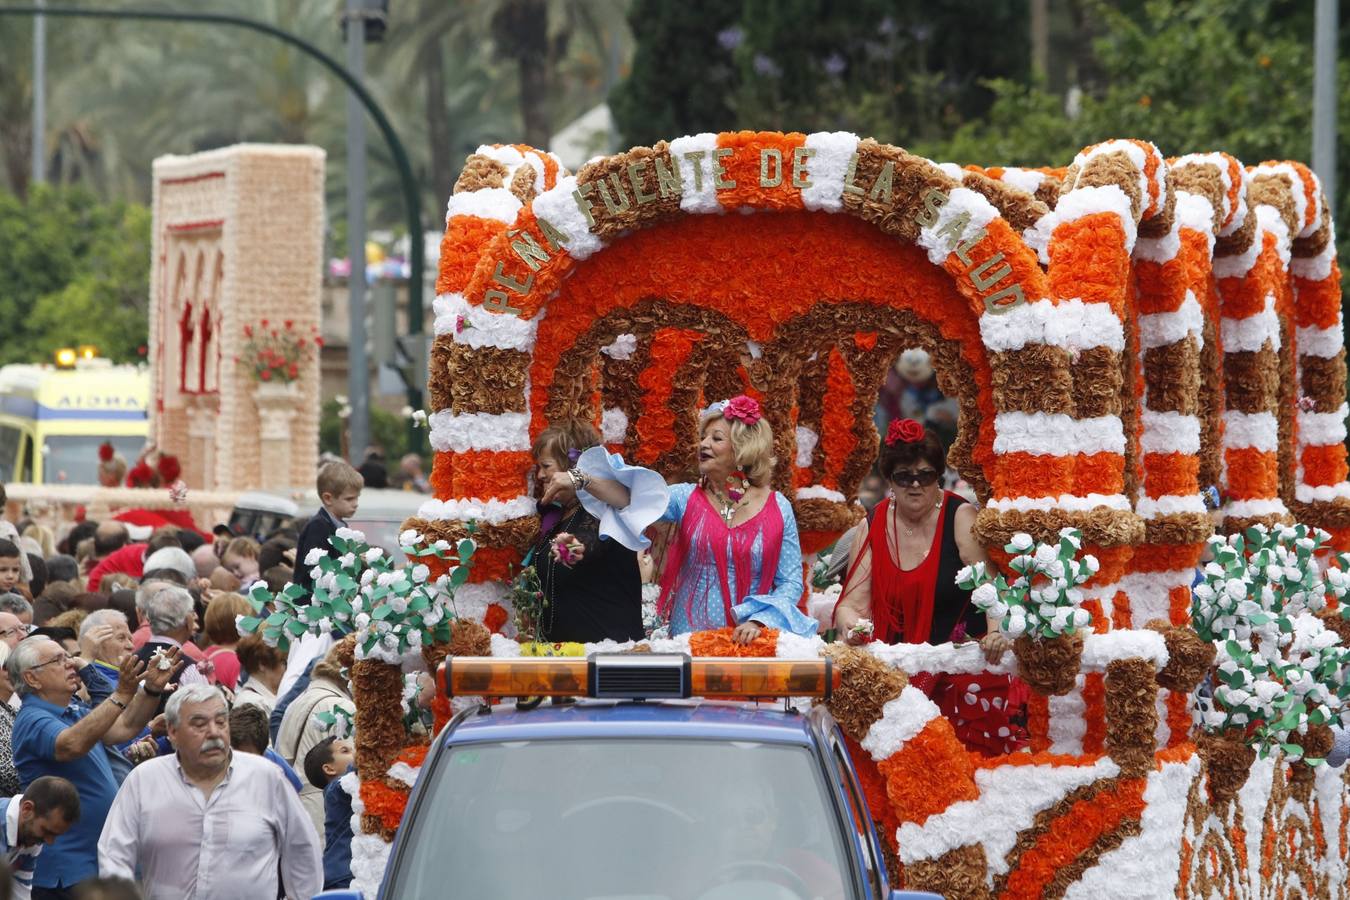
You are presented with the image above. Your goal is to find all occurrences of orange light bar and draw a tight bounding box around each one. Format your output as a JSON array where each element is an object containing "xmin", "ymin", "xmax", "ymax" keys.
[
  {"xmin": 444, "ymin": 654, "xmax": 839, "ymax": 701},
  {"xmin": 690, "ymin": 659, "xmax": 838, "ymax": 700},
  {"xmin": 447, "ymin": 657, "xmax": 589, "ymax": 698}
]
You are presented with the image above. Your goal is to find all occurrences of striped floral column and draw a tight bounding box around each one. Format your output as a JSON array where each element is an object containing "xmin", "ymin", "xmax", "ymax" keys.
[
  {"xmin": 1031, "ymin": 140, "xmax": 1170, "ymax": 611},
  {"xmin": 1214, "ymin": 163, "xmax": 1290, "ymax": 533},
  {"xmin": 979, "ymin": 141, "xmax": 1163, "ymax": 756},
  {"xmin": 416, "ymin": 144, "xmax": 564, "ymax": 631},
  {"xmin": 1280, "ymin": 167, "xmax": 1350, "ymax": 549},
  {"xmin": 1125, "ymin": 156, "xmax": 1241, "ymax": 629},
  {"xmin": 1131, "ymin": 154, "xmax": 1242, "ymax": 747}
]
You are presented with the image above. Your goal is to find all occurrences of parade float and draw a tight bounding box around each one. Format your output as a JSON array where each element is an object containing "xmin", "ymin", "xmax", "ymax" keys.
[{"xmin": 321, "ymin": 132, "xmax": 1350, "ymax": 898}]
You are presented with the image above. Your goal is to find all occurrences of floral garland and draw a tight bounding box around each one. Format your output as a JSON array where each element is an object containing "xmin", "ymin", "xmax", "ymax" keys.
[
  {"xmin": 1192, "ymin": 524, "xmax": 1350, "ymax": 764},
  {"xmin": 238, "ymin": 526, "xmax": 474, "ymax": 663}
]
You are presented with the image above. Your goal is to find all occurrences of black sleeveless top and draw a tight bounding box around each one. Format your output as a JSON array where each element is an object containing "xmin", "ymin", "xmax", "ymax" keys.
[{"xmin": 924, "ymin": 493, "xmax": 986, "ymax": 644}]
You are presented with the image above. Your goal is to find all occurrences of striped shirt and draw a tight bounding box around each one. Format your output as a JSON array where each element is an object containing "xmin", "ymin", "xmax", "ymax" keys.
[{"xmin": 0, "ymin": 794, "xmax": 43, "ymax": 899}]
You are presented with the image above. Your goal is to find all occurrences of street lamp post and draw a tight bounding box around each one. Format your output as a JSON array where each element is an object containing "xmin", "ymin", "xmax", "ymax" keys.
[
  {"xmin": 344, "ymin": 0, "xmax": 372, "ymax": 466},
  {"xmin": 0, "ymin": 4, "xmax": 427, "ymax": 441}
]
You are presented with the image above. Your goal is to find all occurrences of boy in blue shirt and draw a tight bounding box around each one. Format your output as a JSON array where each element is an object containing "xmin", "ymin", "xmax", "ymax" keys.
[{"xmin": 304, "ymin": 736, "xmax": 356, "ymax": 889}]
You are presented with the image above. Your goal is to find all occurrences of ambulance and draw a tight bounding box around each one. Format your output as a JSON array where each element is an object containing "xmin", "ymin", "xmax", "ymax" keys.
[{"xmin": 0, "ymin": 358, "xmax": 149, "ymax": 484}]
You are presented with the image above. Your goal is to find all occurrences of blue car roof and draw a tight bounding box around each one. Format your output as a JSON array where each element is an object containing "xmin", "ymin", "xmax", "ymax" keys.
[{"xmin": 444, "ymin": 700, "xmax": 820, "ymax": 747}]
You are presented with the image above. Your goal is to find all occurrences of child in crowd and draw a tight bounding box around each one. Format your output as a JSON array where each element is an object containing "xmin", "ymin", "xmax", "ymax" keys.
[
  {"xmin": 221, "ymin": 537, "xmax": 261, "ymax": 589},
  {"xmin": 229, "ymin": 703, "xmax": 304, "ymax": 793},
  {"xmin": 0, "ymin": 539, "xmax": 25, "ymax": 597},
  {"xmin": 304, "ymin": 736, "xmax": 356, "ymax": 889},
  {"xmin": 294, "ymin": 462, "xmax": 363, "ymax": 600}
]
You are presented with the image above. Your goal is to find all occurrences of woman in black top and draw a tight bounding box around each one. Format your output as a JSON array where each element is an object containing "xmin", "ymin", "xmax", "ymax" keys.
[{"xmin": 529, "ymin": 421, "xmax": 643, "ymax": 643}]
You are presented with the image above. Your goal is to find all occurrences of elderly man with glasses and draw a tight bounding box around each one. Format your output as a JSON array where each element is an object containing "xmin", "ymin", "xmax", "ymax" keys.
[
  {"xmin": 9, "ymin": 636, "xmax": 178, "ymax": 899},
  {"xmin": 0, "ymin": 614, "xmax": 28, "ymax": 651}
]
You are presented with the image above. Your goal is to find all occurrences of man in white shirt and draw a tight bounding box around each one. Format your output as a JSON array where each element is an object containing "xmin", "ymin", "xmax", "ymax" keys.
[{"xmin": 98, "ymin": 684, "xmax": 322, "ymax": 899}]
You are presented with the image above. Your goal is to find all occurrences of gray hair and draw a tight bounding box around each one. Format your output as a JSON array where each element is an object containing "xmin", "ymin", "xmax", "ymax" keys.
[
  {"xmin": 165, "ymin": 684, "xmax": 226, "ymax": 728},
  {"xmin": 0, "ymin": 593, "xmax": 33, "ymax": 620},
  {"xmin": 143, "ymin": 586, "xmax": 194, "ymax": 635},
  {"xmin": 78, "ymin": 609, "xmax": 129, "ymax": 641},
  {"xmin": 135, "ymin": 579, "xmax": 172, "ymax": 612},
  {"xmin": 7, "ymin": 636, "xmax": 56, "ymax": 696}
]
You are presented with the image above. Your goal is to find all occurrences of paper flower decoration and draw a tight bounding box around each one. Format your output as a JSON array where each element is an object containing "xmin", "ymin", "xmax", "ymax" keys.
[{"xmin": 957, "ymin": 528, "xmax": 1098, "ymax": 639}]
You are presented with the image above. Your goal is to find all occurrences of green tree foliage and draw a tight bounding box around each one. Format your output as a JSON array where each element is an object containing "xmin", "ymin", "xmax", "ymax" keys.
[
  {"xmin": 319, "ymin": 398, "xmax": 430, "ymax": 471},
  {"xmin": 920, "ymin": 0, "xmax": 1349, "ymax": 295},
  {"xmin": 0, "ymin": 184, "xmax": 150, "ymax": 365},
  {"xmin": 609, "ymin": 0, "xmax": 741, "ymax": 145},
  {"xmin": 612, "ymin": 0, "xmax": 1030, "ymax": 146}
]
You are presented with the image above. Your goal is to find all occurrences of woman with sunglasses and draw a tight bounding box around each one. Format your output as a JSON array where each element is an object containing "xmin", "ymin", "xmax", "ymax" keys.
[{"xmin": 832, "ymin": 419, "xmax": 1026, "ymax": 755}]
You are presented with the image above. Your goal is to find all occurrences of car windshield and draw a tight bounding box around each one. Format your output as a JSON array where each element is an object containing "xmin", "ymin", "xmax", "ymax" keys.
[
  {"xmin": 386, "ymin": 738, "xmax": 856, "ymax": 900},
  {"xmin": 42, "ymin": 435, "xmax": 144, "ymax": 484}
]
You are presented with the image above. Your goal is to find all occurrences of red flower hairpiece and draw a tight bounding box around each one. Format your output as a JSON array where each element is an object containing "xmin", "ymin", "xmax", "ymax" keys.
[
  {"xmin": 156, "ymin": 454, "xmax": 182, "ymax": 484},
  {"xmin": 126, "ymin": 461, "xmax": 155, "ymax": 488},
  {"xmin": 98, "ymin": 441, "xmax": 115, "ymax": 463},
  {"xmin": 722, "ymin": 395, "xmax": 762, "ymax": 426},
  {"xmin": 885, "ymin": 418, "xmax": 925, "ymax": 446}
]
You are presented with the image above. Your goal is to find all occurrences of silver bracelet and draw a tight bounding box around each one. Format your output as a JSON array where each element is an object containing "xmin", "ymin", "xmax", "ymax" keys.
[{"xmin": 568, "ymin": 467, "xmax": 589, "ymax": 491}]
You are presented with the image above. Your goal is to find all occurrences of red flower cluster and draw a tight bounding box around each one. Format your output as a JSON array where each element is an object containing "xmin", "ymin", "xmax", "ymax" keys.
[
  {"xmin": 886, "ymin": 418, "xmax": 925, "ymax": 446},
  {"xmin": 239, "ymin": 320, "xmax": 321, "ymax": 384},
  {"xmin": 722, "ymin": 395, "xmax": 762, "ymax": 426}
]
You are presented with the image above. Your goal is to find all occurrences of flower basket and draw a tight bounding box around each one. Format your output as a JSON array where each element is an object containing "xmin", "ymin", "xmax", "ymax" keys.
[
  {"xmin": 1287, "ymin": 723, "xmax": 1334, "ymax": 794},
  {"xmin": 1197, "ymin": 729, "xmax": 1256, "ymax": 804},
  {"xmin": 239, "ymin": 319, "xmax": 322, "ymax": 384},
  {"xmin": 253, "ymin": 380, "xmax": 300, "ymax": 402},
  {"xmin": 1012, "ymin": 632, "xmax": 1083, "ymax": 696},
  {"xmin": 1145, "ymin": 619, "xmax": 1215, "ymax": 693}
]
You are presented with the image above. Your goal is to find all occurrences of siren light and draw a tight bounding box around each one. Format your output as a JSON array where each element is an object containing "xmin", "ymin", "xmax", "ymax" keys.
[{"xmin": 443, "ymin": 653, "xmax": 839, "ymax": 702}]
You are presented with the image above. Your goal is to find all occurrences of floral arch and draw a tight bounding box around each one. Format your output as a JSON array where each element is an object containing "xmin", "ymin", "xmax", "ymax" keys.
[{"xmin": 345, "ymin": 133, "xmax": 1350, "ymax": 898}]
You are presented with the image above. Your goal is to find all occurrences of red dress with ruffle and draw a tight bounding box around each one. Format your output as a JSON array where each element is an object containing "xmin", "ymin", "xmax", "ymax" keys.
[{"xmin": 861, "ymin": 493, "xmax": 1028, "ymax": 756}]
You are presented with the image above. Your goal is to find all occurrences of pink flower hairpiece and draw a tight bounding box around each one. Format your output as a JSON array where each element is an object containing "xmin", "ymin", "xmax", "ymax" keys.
[
  {"xmin": 885, "ymin": 418, "xmax": 925, "ymax": 446},
  {"xmin": 721, "ymin": 395, "xmax": 762, "ymax": 426}
]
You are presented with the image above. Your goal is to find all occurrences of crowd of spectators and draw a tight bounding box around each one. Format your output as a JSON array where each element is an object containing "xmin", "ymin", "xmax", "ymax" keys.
[{"xmin": 0, "ymin": 461, "xmax": 372, "ymax": 898}]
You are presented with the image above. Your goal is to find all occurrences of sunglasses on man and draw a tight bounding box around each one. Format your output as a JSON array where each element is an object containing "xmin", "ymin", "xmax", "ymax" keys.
[{"xmin": 889, "ymin": 468, "xmax": 941, "ymax": 487}]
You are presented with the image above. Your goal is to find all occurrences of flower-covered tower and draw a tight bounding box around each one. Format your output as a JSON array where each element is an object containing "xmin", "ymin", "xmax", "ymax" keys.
[{"xmin": 147, "ymin": 144, "xmax": 326, "ymax": 491}]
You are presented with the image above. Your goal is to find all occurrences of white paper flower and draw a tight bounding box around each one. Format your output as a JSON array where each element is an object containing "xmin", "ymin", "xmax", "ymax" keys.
[
  {"xmin": 1008, "ymin": 533, "xmax": 1034, "ymax": 552},
  {"xmin": 364, "ymin": 548, "xmax": 384, "ymax": 563},
  {"xmin": 411, "ymin": 565, "xmax": 430, "ymax": 584},
  {"xmin": 305, "ymin": 547, "xmax": 327, "ymax": 566},
  {"xmin": 399, "ymin": 529, "xmax": 422, "ymax": 546}
]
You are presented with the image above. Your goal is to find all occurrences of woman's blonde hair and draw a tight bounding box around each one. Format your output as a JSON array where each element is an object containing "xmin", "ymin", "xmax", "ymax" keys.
[{"xmin": 702, "ymin": 413, "xmax": 776, "ymax": 487}]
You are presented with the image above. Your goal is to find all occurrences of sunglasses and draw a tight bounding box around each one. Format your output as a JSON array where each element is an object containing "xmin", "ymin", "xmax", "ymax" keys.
[{"xmin": 889, "ymin": 469, "xmax": 941, "ymax": 487}]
